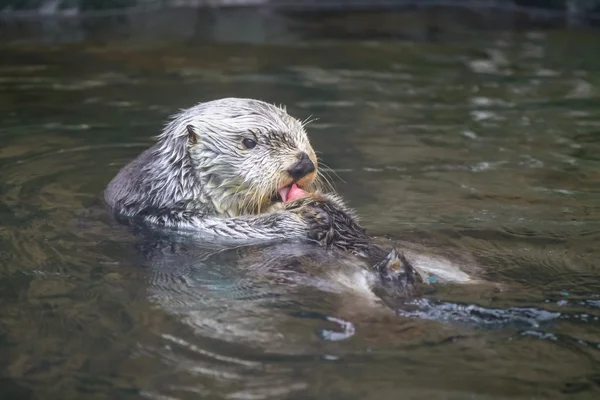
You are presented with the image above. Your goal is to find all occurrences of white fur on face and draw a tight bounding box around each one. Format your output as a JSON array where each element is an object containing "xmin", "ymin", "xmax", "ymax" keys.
[{"xmin": 156, "ymin": 98, "xmax": 319, "ymax": 216}]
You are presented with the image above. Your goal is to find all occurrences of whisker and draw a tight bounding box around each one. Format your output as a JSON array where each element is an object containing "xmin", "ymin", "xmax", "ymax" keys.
[
  {"xmin": 318, "ymin": 161, "xmax": 346, "ymax": 184},
  {"xmin": 313, "ymin": 157, "xmax": 338, "ymax": 191},
  {"xmin": 312, "ymin": 161, "xmax": 335, "ymax": 192},
  {"xmin": 301, "ymin": 115, "xmax": 318, "ymax": 128},
  {"xmin": 318, "ymin": 170, "xmax": 336, "ymax": 192}
]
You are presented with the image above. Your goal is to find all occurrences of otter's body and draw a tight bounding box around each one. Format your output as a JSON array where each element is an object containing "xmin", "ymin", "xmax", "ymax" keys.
[{"xmin": 106, "ymin": 97, "xmax": 425, "ymax": 303}]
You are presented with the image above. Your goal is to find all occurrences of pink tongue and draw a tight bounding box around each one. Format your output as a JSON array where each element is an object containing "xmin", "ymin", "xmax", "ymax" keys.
[{"xmin": 279, "ymin": 183, "xmax": 308, "ymax": 203}]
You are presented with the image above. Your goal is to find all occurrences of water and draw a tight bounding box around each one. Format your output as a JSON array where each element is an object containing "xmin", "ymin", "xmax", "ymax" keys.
[{"xmin": 2, "ymin": 29, "xmax": 600, "ymax": 399}]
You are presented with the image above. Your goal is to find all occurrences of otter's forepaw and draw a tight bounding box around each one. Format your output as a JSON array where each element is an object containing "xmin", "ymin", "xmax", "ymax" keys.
[{"xmin": 301, "ymin": 204, "xmax": 332, "ymax": 244}]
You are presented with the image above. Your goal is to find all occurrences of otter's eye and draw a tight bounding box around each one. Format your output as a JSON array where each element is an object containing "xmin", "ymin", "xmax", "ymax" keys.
[{"xmin": 242, "ymin": 138, "xmax": 257, "ymax": 149}]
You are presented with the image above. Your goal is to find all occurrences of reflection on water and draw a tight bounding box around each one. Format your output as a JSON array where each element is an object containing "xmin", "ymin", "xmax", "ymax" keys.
[{"xmin": 2, "ymin": 29, "xmax": 600, "ymax": 399}]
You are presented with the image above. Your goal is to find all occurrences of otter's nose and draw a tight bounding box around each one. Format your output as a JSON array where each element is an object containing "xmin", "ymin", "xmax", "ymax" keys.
[{"xmin": 288, "ymin": 152, "xmax": 316, "ymax": 180}]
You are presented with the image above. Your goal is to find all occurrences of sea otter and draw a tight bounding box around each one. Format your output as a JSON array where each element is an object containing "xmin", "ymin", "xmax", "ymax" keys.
[
  {"xmin": 105, "ymin": 97, "xmax": 424, "ymax": 301},
  {"xmin": 105, "ymin": 98, "xmax": 338, "ymax": 243}
]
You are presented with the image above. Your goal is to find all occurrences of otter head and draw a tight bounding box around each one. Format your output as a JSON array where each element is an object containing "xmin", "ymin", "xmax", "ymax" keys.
[{"xmin": 157, "ymin": 98, "xmax": 323, "ymax": 217}]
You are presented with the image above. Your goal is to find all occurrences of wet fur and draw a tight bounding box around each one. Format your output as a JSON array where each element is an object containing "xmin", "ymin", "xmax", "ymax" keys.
[
  {"xmin": 105, "ymin": 98, "xmax": 326, "ymax": 244},
  {"xmin": 284, "ymin": 194, "xmax": 424, "ymax": 302}
]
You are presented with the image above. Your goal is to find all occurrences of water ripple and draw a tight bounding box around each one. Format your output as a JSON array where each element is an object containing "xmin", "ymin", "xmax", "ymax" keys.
[{"xmin": 397, "ymin": 299, "xmax": 561, "ymax": 329}]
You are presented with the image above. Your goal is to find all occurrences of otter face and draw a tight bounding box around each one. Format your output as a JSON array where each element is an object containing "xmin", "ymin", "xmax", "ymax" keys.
[{"xmin": 165, "ymin": 98, "xmax": 323, "ymax": 216}]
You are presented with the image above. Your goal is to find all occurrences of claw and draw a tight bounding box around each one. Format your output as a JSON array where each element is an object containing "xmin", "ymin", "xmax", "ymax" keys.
[
  {"xmin": 302, "ymin": 205, "xmax": 332, "ymax": 245},
  {"xmin": 373, "ymin": 248, "xmax": 402, "ymax": 279}
]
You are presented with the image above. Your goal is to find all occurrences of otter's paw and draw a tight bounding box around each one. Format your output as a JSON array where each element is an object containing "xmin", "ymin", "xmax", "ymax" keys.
[
  {"xmin": 372, "ymin": 248, "xmax": 423, "ymax": 299},
  {"xmin": 301, "ymin": 204, "xmax": 332, "ymax": 244}
]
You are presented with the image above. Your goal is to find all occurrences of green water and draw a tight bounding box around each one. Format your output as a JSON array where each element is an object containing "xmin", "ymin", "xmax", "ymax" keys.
[{"xmin": 1, "ymin": 30, "xmax": 600, "ymax": 399}]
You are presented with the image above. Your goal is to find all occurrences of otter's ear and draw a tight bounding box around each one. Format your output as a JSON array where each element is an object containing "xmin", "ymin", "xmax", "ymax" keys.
[{"xmin": 186, "ymin": 125, "xmax": 198, "ymax": 145}]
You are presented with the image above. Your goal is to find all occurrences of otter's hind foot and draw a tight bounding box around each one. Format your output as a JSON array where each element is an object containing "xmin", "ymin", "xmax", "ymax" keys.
[{"xmin": 372, "ymin": 248, "xmax": 423, "ymax": 300}]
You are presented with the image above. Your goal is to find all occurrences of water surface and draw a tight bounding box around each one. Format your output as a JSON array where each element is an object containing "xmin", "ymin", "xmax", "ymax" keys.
[{"xmin": 2, "ymin": 30, "xmax": 600, "ymax": 399}]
